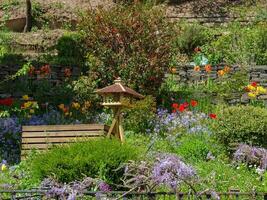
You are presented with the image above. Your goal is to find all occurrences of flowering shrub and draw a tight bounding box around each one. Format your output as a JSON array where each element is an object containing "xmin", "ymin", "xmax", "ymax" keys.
[
  {"xmin": 41, "ymin": 177, "xmax": 110, "ymax": 200},
  {"xmin": 122, "ymin": 153, "xmax": 197, "ymax": 192},
  {"xmin": 0, "ymin": 117, "xmax": 21, "ymax": 164},
  {"xmin": 147, "ymin": 108, "xmax": 208, "ymax": 137},
  {"xmin": 233, "ymin": 144, "xmax": 267, "ymax": 171},
  {"xmin": 152, "ymin": 154, "xmax": 196, "ymax": 191}
]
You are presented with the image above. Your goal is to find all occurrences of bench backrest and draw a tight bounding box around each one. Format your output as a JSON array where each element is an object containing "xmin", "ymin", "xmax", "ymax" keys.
[{"xmin": 21, "ymin": 124, "xmax": 109, "ymax": 156}]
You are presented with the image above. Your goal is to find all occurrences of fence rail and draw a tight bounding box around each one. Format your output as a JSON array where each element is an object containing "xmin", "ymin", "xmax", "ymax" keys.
[{"xmin": 0, "ymin": 190, "xmax": 267, "ymax": 200}]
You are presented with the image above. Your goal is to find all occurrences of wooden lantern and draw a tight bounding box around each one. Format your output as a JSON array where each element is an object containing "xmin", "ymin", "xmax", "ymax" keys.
[{"xmin": 96, "ymin": 77, "xmax": 144, "ymax": 142}]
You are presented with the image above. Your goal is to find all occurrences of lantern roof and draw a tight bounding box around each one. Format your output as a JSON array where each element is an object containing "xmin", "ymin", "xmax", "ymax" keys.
[{"xmin": 96, "ymin": 77, "xmax": 144, "ymax": 99}]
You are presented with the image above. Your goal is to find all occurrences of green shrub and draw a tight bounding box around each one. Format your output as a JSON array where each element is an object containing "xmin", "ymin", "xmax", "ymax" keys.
[
  {"xmin": 174, "ymin": 23, "xmax": 212, "ymax": 56},
  {"xmin": 55, "ymin": 33, "xmax": 85, "ymax": 66},
  {"xmin": 210, "ymin": 105, "xmax": 267, "ymax": 148},
  {"xmin": 175, "ymin": 133, "xmax": 225, "ymax": 162},
  {"xmin": 30, "ymin": 139, "xmax": 143, "ymax": 185},
  {"xmin": 79, "ymin": 3, "xmax": 174, "ymax": 96},
  {"xmin": 124, "ymin": 96, "xmax": 156, "ymax": 134}
]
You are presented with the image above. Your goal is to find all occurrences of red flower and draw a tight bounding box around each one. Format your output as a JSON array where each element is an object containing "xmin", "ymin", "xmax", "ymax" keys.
[
  {"xmin": 190, "ymin": 100, "xmax": 198, "ymax": 107},
  {"xmin": 0, "ymin": 97, "xmax": 13, "ymax": 106},
  {"xmin": 172, "ymin": 103, "xmax": 179, "ymax": 109},
  {"xmin": 178, "ymin": 104, "xmax": 185, "ymax": 112},
  {"xmin": 251, "ymin": 82, "xmax": 257, "ymax": 87},
  {"xmin": 172, "ymin": 109, "xmax": 176, "ymax": 113},
  {"xmin": 209, "ymin": 113, "xmax": 217, "ymax": 119},
  {"xmin": 182, "ymin": 102, "xmax": 189, "ymax": 108},
  {"xmin": 40, "ymin": 65, "xmax": 51, "ymax": 75}
]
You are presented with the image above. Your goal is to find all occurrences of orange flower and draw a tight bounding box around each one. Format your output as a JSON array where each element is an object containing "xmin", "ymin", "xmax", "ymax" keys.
[
  {"xmin": 40, "ymin": 65, "xmax": 51, "ymax": 75},
  {"xmin": 204, "ymin": 64, "xmax": 212, "ymax": 73},
  {"xmin": 190, "ymin": 100, "xmax": 198, "ymax": 107},
  {"xmin": 64, "ymin": 68, "xmax": 72, "ymax": 77},
  {"xmin": 217, "ymin": 70, "xmax": 225, "ymax": 77},
  {"xmin": 171, "ymin": 68, "xmax": 177, "ymax": 74},
  {"xmin": 194, "ymin": 66, "xmax": 201, "ymax": 72},
  {"xmin": 223, "ymin": 66, "xmax": 231, "ymax": 73}
]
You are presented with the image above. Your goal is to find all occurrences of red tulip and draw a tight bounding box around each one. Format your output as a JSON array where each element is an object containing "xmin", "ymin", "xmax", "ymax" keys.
[
  {"xmin": 251, "ymin": 82, "xmax": 257, "ymax": 87},
  {"xmin": 172, "ymin": 103, "xmax": 179, "ymax": 109},
  {"xmin": 178, "ymin": 104, "xmax": 185, "ymax": 112},
  {"xmin": 209, "ymin": 113, "xmax": 217, "ymax": 119},
  {"xmin": 190, "ymin": 100, "xmax": 198, "ymax": 107}
]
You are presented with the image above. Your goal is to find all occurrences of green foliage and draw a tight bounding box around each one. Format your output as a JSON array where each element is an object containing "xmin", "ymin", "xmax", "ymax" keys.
[
  {"xmin": 210, "ymin": 105, "xmax": 267, "ymax": 148},
  {"xmin": 175, "ymin": 133, "xmax": 225, "ymax": 162},
  {"xmin": 55, "ymin": 33, "xmax": 85, "ymax": 66},
  {"xmin": 194, "ymin": 160, "xmax": 265, "ymax": 192},
  {"xmin": 79, "ymin": 3, "xmax": 174, "ymax": 95},
  {"xmin": 29, "ymin": 139, "xmax": 143, "ymax": 185},
  {"xmin": 174, "ymin": 22, "xmax": 213, "ymax": 56},
  {"xmin": 202, "ymin": 22, "xmax": 267, "ymax": 65},
  {"xmin": 124, "ymin": 96, "xmax": 156, "ymax": 134}
]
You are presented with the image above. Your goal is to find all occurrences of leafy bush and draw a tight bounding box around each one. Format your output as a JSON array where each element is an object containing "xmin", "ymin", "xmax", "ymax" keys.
[
  {"xmin": 210, "ymin": 105, "xmax": 267, "ymax": 148},
  {"xmin": 79, "ymin": 3, "xmax": 174, "ymax": 95},
  {"xmin": 175, "ymin": 133, "xmax": 225, "ymax": 162},
  {"xmin": 124, "ymin": 96, "xmax": 156, "ymax": 134},
  {"xmin": 55, "ymin": 33, "xmax": 85, "ymax": 66},
  {"xmin": 30, "ymin": 139, "xmax": 143, "ymax": 185},
  {"xmin": 174, "ymin": 23, "xmax": 212, "ymax": 56}
]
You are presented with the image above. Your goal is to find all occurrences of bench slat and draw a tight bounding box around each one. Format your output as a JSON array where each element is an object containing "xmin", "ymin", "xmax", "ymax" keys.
[
  {"xmin": 22, "ymin": 136, "xmax": 103, "ymax": 144},
  {"xmin": 22, "ymin": 124, "xmax": 105, "ymax": 132},
  {"xmin": 22, "ymin": 131, "xmax": 104, "ymax": 138}
]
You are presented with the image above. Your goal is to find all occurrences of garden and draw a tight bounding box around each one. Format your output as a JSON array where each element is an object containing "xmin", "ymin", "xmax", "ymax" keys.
[{"xmin": 0, "ymin": 0, "xmax": 267, "ymax": 199}]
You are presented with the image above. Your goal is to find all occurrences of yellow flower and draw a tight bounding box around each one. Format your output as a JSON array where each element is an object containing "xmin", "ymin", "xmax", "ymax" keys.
[
  {"xmin": 257, "ymin": 86, "xmax": 267, "ymax": 94},
  {"xmin": 22, "ymin": 95, "xmax": 29, "ymax": 101},
  {"xmin": 29, "ymin": 109, "xmax": 35, "ymax": 114},
  {"xmin": 247, "ymin": 85, "xmax": 256, "ymax": 91},
  {"xmin": 71, "ymin": 102, "xmax": 81, "ymax": 110},
  {"xmin": 1, "ymin": 164, "xmax": 7, "ymax": 171},
  {"xmin": 248, "ymin": 92, "xmax": 257, "ymax": 99},
  {"xmin": 217, "ymin": 70, "xmax": 225, "ymax": 77},
  {"xmin": 58, "ymin": 104, "xmax": 65, "ymax": 110},
  {"xmin": 24, "ymin": 101, "xmax": 33, "ymax": 109}
]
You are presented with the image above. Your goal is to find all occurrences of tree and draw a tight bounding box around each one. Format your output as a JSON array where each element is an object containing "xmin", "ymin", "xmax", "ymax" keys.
[{"xmin": 23, "ymin": 0, "xmax": 32, "ymax": 32}]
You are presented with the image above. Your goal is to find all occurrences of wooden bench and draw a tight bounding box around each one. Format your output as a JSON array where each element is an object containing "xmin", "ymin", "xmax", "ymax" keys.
[{"xmin": 21, "ymin": 124, "xmax": 110, "ymax": 157}]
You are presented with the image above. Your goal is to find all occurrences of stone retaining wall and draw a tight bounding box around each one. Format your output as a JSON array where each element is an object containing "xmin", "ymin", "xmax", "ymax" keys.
[
  {"xmin": 166, "ymin": 64, "xmax": 267, "ymax": 103},
  {"xmin": 0, "ymin": 64, "xmax": 267, "ymax": 102}
]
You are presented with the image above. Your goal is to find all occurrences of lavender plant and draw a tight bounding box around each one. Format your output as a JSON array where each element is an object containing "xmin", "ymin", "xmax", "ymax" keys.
[
  {"xmin": 41, "ymin": 177, "xmax": 111, "ymax": 200},
  {"xmin": 121, "ymin": 154, "xmax": 197, "ymax": 192},
  {"xmin": 152, "ymin": 154, "xmax": 197, "ymax": 191},
  {"xmin": 233, "ymin": 144, "xmax": 267, "ymax": 171}
]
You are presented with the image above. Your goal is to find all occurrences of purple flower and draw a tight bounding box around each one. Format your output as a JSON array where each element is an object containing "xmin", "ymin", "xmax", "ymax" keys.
[
  {"xmin": 233, "ymin": 144, "xmax": 267, "ymax": 170},
  {"xmin": 152, "ymin": 154, "xmax": 196, "ymax": 190},
  {"xmin": 98, "ymin": 182, "xmax": 111, "ymax": 192}
]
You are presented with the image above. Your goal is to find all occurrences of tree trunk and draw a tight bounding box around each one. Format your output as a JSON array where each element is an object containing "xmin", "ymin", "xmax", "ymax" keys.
[{"xmin": 23, "ymin": 0, "xmax": 32, "ymax": 32}]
